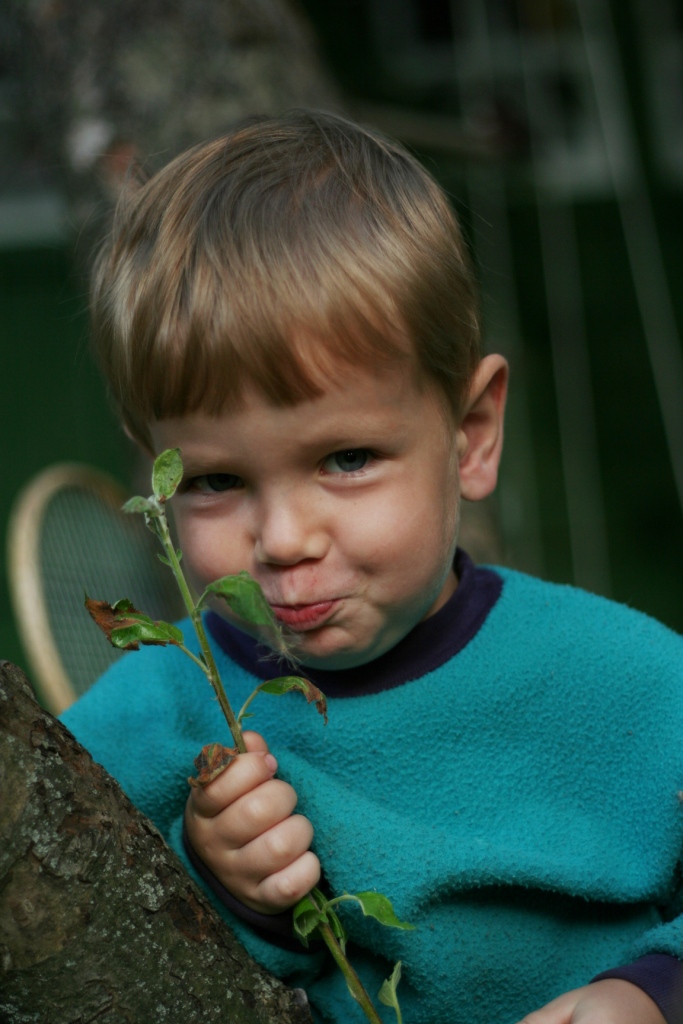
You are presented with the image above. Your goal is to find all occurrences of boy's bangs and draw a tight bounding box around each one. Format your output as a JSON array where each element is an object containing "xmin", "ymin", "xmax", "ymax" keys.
[{"xmin": 128, "ymin": 268, "xmax": 412, "ymax": 444}]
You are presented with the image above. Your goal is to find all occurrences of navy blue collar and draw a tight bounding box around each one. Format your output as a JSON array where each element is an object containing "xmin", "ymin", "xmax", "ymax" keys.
[{"xmin": 205, "ymin": 549, "xmax": 502, "ymax": 698}]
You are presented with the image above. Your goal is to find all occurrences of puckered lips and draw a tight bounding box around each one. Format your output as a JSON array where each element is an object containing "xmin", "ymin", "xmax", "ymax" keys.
[{"xmin": 269, "ymin": 599, "xmax": 338, "ymax": 630}]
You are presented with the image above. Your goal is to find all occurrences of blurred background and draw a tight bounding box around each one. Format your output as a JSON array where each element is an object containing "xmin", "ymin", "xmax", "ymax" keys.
[{"xmin": 2, "ymin": 0, "xmax": 682, "ymax": 678}]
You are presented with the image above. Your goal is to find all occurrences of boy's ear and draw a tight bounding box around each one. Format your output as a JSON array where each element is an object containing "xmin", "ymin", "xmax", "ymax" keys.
[{"xmin": 456, "ymin": 354, "xmax": 508, "ymax": 502}]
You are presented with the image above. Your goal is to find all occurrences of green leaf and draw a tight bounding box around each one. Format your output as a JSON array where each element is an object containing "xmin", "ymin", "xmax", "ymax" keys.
[
  {"xmin": 259, "ymin": 676, "xmax": 311, "ymax": 696},
  {"xmin": 259, "ymin": 676, "xmax": 328, "ymax": 724},
  {"xmin": 122, "ymin": 495, "xmax": 159, "ymax": 515},
  {"xmin": 110, "ymin": 618, "xmax": 184, "ymax": 649},
  {"xmin": 292, "ymin": 893, "xmax": 325, "ymax": 947},
  {"xmin": 378, "ymin": 962, "xmax": 404, "ymax": 1024},
  {"xmin": 152, "ymin": 448, "xmax": 183, "ymax": 502},
  {"xmin": 348, "ymin": 892, "xmax": 415, "ymax": 931},
  {"xmin": 202, "ymin": 571, "xmax": 277, "ymax": 627}
]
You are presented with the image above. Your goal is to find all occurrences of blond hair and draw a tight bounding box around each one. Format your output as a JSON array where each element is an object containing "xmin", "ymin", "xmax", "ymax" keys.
[{"xmin": 91, "ymin": 110, "xmax": 480, "ymax": 448}]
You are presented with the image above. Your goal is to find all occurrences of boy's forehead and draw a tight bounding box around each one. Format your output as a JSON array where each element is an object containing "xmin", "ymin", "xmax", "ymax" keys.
[
  {"xmin": 253, "ymin": 358, "xmax": 416, "ymax": 420},
  {"xmin": 150, "ymin": 352, "xmax": 450, "ymax": 453}
]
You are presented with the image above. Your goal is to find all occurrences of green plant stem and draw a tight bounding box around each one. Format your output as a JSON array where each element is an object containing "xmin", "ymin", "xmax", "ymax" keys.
[
  {"xmin": 236, "ymin": 683, "xmax": 266, "ymax": 727},
  {"xmin": 155, "ymin": 509, "xmax": 247, "ymax": 754},
  {"xmin": 326, "ymin": 894, "xmax": 358, "ymax": 911},
  {"xmin": 309, "ymin": 895, "xmax": 384, "ymax": 1024},
  {"xmin": 177, "ymin": 645, "xmax": 209, "ymax": 674}
]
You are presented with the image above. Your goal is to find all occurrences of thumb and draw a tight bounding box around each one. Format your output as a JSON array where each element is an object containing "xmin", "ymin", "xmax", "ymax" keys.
[{"xmin": 242, "ymin": 730, "xmax": 270, "ymax": 755}]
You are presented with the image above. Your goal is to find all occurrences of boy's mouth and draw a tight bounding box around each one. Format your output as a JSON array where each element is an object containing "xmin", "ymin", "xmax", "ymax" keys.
[{"xmin": 270, "ymin": 600, "xmax": 337, "ymax": 630}]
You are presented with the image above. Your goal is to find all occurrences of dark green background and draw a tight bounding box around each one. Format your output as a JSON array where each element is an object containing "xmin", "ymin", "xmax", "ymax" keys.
[{"xmin": 0, "ymin": 250, "xmax": 133, "ymax": 668}]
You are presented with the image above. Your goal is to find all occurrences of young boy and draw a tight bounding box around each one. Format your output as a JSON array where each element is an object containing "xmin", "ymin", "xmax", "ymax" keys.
[{"xmin": 62, "ymin": 110, "xmax": 683, "ymax": 1024}]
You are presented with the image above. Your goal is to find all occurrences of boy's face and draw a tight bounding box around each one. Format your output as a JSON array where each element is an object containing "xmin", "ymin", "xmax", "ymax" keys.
[{"xmin": 151, "ymin": 360, "xmax": 463, "ymax": 670}]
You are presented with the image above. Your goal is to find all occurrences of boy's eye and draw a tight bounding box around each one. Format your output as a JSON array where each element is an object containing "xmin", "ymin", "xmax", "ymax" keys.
[
  {"xmin": 191, "ymin": 473, "xmax": 242, "ymax": 492},
  {"xmin": 324, "ymin": 449, "xmax": 370, "ymax": 473}
]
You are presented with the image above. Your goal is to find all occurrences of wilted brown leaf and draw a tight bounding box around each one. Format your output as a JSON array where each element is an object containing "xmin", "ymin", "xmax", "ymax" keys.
[
  {"xmin": 304, "ymin": 682, "xmax": 328, "ymax": 725},
  {"xmin": 188, "ymin": 743, "xmax": 239, "ymax": 787},
  {"xmin": 260, "ymin": 676, "xmax": 328, "ymax": 725},
  {"xmin": 84, "ymin": 596, "xmax": 183, "ymax": 650},
  {"xmin": 85, "ymin": 596, "xmax": 144, "ymax": 650}
]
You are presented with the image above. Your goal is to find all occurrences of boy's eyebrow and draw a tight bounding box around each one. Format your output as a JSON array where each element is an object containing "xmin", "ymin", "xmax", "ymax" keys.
[
  {"xmin": 309, "ymin": 407, "xmax": 419, "ymax": 450},
  {"xmin": 293, "ymin": 424, "xmax": 408, "ymax": 452}
]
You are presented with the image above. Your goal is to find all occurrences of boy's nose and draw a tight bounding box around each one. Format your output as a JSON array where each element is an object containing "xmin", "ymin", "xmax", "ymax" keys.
[{"xmin": 253, "ymin": 498, "xmax": 328, "ymax": 566}]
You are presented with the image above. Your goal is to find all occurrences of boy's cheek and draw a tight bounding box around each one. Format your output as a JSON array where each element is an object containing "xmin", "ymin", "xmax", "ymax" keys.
[
  {"xmin": 178, "ymin": 529, "xmax": 252, "ymax": 598},
  {"xmin": 182, "ymin": 546, "xmax": 229, "ymax": 592},
  {"xmin": 170, "ymin": 520, "xmax": 221, "ymax": 590}
]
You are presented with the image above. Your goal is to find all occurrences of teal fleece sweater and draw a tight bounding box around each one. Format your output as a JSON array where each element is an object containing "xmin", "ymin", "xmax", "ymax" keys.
[{"xmin": 62, "ymin": 565, "xmax": 683, "ymax": 1024}]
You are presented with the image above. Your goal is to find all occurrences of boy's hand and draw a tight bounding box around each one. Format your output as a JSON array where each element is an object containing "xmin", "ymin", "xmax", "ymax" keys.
[
  {"xmin": 184, "ymin": 730, "xmax": 320, "ymax": 914},
  {"xmin": 516, "ymin": 979, "xmax": 666, "ymax": 1024}
]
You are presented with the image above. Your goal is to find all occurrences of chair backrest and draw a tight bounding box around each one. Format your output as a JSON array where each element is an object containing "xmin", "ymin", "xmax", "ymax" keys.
[{"xmin": 7, "ymin": 463, "xmax": 185, "ymax": 714}]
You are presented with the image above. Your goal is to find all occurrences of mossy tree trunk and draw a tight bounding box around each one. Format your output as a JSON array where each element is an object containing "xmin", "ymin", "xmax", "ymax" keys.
[{"xmin": 0, "ymin": 661, "xmax": 313, "ymax": 1024}]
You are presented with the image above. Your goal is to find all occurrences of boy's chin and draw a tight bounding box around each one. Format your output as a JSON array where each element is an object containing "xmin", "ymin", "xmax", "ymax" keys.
[
  {"xmin": 266, "ymin": 620, "xmax": 377, "ymax": 671},
  {"xmin": 279, "ymin": 628, "xmax": 388, "ymax": 672}
]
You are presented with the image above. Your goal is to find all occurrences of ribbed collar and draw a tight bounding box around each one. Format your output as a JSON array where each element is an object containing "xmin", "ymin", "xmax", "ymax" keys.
[{"xmin": 205, "ymin": 549, "xmax": 502, "ymax": 698}]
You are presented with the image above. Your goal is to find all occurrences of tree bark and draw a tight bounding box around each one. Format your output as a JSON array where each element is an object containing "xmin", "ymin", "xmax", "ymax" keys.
[{"xmin": 0, "ymin": 661, "xmax": 313, "ymax": 1024}]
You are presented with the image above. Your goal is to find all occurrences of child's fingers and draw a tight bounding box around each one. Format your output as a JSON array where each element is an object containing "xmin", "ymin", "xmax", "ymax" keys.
[
  {"xmin": 202, "ymin": 812, "xmax": 315, "ymax": 905},
  {"xmin": 251, "ymin": 850, "xmax": 321, "ymax": 912},
  {"xmin": 184, "ymin": 730, "xmax": 319, "ymax": 913},
  {"xmin": 205, "ymin": 778, "xmax": 299, "ymax": 849},
  {"xmin": 228, "ymin": 813, "xmax": 314, "ymax": 881},
  {"xmin": 188, "ymin": 749, "xmax": 278, "ymax": 818},
  {"xmin": 191, "ymin": 809, "xmax": 318, "ymax": 912}
]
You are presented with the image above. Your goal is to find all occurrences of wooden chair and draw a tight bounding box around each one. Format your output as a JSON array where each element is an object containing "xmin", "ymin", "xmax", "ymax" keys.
[{"xmin": 7, "ymin": 463, "xmax": 185, "ymax": 714}]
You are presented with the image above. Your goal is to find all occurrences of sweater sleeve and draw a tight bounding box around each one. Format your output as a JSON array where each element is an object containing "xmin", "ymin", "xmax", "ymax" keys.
[{"xmin": 593, "ymin": 954, "xmax": 683, "ymax": 1024}]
